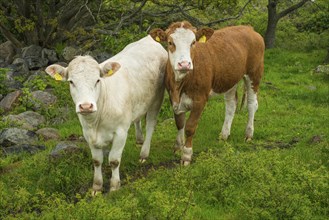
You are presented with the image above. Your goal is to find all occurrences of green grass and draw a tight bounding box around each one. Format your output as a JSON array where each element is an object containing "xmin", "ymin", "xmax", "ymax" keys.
[{"xmin": 0, "ymin": 49, "xmax": 328, "ymax": 219}]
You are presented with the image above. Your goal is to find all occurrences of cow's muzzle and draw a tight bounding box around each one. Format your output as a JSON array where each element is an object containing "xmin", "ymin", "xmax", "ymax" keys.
[
  {"xmin": 177, "ymin": 60, "xmax": 191, "ymax": 72},
  {"xmin": 78, "ymin": 103, "xmax": 96, "ymax": 114}
]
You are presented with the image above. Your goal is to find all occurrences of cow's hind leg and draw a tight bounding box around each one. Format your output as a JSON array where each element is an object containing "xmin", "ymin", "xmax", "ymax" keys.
[
  {"xmin": 90, "ymin": 146, "xmax": 104, "ymax": 196},
  {"xmin": 220, "ymin": 85, "xmax": 238, "ymax": 141},
  {"xmin": 244, "ymin": 75, "xmax": 258, "ymax": 141},
  {"xmin": 139, "ymin": 110, "xmax": 158, "ymax": 163},
  {"xmin": 134, "ymin": 119, "xmax": 144, "ymax": 145},
  {"xmin": 139, "ymin": 91, "xmax": 164, "ymax": 162}
]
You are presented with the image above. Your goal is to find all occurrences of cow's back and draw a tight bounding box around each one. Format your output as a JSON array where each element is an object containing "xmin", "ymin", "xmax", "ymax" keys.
[
  {"xmin": 100, "ymin": 35, "xmax": 167, "ymax": 121},
  {"xmin": 191, "ymin": 26, "xmax": 264, "ymax": 94}
]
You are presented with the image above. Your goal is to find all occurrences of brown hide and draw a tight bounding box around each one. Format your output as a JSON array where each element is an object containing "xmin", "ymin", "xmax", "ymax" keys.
[{"xmin": 165, "ymin": 25, "xmax": 264, "ymax": 104}]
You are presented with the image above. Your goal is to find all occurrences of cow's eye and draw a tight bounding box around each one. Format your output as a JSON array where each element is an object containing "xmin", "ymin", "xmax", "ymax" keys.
[
  {"xmin": 168, "ymin": 41, "xmax": 174, "ymax": 46},
  {"xmin": 191, "ymin": 40, "xmax": 196, "ymax": 47},
  {"xmin": 68, "ymin": 80, "xmax": 74, "ymax": 85}
]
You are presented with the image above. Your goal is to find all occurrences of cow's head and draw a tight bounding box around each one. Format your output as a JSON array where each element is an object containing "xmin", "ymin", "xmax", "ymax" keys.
[
  {"xmin": 45, "ymin": 56, "xmax": 121, "ymax": 114},
  {"xmin": 150, "ymin": 21, "xmax": 214, "ymax": 82}
]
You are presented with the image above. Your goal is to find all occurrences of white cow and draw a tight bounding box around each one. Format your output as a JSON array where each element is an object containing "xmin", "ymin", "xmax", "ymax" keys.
[{"xmin": 45, "ymin": 35, "xmax": 167, "ymax": 194}]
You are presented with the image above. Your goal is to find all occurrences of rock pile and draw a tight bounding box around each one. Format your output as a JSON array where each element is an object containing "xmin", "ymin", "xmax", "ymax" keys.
[{"xmin": 0, "ymin": 41, "xmax": 111, "ymax": 156}]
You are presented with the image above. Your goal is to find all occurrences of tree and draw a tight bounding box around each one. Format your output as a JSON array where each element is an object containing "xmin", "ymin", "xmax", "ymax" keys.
[
  {"xmin": 264, "ymin": 0, "xmax": 312, "ymax": 49},
  {"xmin": 0, "ymin": 0, "xmax": 100, "ymax": 48}
]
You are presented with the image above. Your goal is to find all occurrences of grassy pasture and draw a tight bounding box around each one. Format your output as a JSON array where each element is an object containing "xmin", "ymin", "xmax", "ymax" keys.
[{"xmin": 0, "ymin": 49, "xmax": 328, "ymax": 219}]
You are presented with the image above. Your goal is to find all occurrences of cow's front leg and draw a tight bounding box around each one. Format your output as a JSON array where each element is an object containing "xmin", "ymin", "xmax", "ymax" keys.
[
  {"xmin": 183, "ymin": 100, "xmax": 206, "ymax": 166},
  {"xmin": 90, "ymin": 146, "xmax": 104, "ymax": 196},
  {"xmin": 108, "ymin": 128, "xmax": 128, "ymax": 191},
  {"xmin": 173, "ymin": 113, "xmax": 185, "ymax": 152}
]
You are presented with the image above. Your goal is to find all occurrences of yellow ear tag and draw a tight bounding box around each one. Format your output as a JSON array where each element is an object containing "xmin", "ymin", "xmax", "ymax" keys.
[
  {"xmin": 54, "ymin": 72, "xmax": 63, "ymax": 81},
  {"xmin": 198, "ymin": 35, "xmax": 207, "ymax": 43},
  {"xmin": 155, "ymin": 36, "xmax": 161, "ymax": 42},
  {"xmin": 107, "ymin": 69, "xmax": 114, "ymax": 76}
]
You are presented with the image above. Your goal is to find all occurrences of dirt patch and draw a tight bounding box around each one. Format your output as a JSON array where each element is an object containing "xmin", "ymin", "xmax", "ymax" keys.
[
  {"xmin": 263, "ymin": 137, "xmax": 300, "ymax": 150},
  {"xmin": 309, "ymin": 135, "xmax": 322, "ymax": 144}
]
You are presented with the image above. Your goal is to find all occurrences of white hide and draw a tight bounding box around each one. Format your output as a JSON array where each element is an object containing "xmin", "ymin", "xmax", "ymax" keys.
[
  {"xmin": 169, "ymin": 28, "xmax": 195, "ymax": 81},
  {"xmin": 48, "ymin": 35, "xmax": 167, "ymax": 193},
  {"xmin": 172, "ymin": 92, "xmax": 193, "ymax": 115},
  {"xmin": 221, "ymin": 85, "xmax": 238, "ymax": 140},
  {"xmin": 244, "ymin": 75, "xmax": 258, "ymax": 141}
]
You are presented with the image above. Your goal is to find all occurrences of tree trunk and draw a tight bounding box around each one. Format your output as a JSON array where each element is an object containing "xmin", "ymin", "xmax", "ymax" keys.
[
  {"xmin": 264, "ymin": 0, "xmax": 310, "ymax": 49},
  {"xmin": 0, "ymin": 23, "xmax": 23, "ymax": 48},
  {"xmin": 264, "ymin": 0, "xmax": 278, "ymax": 49}
]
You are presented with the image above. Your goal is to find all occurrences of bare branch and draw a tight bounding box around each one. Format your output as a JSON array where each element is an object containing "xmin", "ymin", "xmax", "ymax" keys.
[
  {"xmin": 278, "ymin": 0, "xmax": 310, "ymax": 19},
  {"xmin": 178, "ymin": 0, "xmax": 253, "ymax": 27},
  {"xmin": 76, "ymin": 0, "xmax": 96, "ymax": 23}
]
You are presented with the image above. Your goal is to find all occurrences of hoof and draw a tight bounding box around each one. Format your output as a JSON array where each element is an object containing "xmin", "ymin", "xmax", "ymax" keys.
[
  {"xmin": 173, "ymin": 143, "xmax": 183, "ymax": 153},
  {"xmin": 139, "ymin": 158, "xmax": 147, "ymax": 163},
  {"xmin": 110, "ymin": 186, "xmax": 120, "ymax": 192},
  {"xmin": 136, "ymin": 140, "xmax": 144, "ymax": 145},
  {"xmin": 91, "ymin": 190, "xmax": 102, "ymax": 197},
  {"xmin": 245, "ymin": 137, "xmax": 252, "ymax": 142},
  {"xmin": 220, "ymin": 133, "xmax": 229, "ymax": 141},
  {"xmin": 181, "ymin": 160, "xmax": 190, "ymax": 166},
  {"xmin": 110, "ymin": 180, "xmax": 121, "ymax": 192}
]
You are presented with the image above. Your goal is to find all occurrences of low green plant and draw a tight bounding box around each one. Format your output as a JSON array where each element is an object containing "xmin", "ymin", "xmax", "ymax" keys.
[{"xmin": 0, "ymin": 68, "xmax": 10, "ymax": 94}]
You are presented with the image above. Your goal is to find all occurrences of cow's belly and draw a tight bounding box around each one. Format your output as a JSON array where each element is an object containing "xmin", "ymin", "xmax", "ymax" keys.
[{"xmin": 173, "ymin": 93, "xmax": 193, "ymax": 114}]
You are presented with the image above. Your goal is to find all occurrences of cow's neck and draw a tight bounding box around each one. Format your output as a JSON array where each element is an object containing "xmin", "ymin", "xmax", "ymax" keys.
[{"xmin": 172, "ymin": 71, "xmax": 191, "ymax": 98}]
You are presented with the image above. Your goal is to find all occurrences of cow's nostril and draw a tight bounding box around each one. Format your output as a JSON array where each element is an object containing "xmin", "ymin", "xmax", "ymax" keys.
[
  {"xmin": 79, "ymin": 103, "xmax": 94, "ymax": 112},
  {"xmin": 178, "ymin": 61, "xmax": 191, "ymax": 70}
]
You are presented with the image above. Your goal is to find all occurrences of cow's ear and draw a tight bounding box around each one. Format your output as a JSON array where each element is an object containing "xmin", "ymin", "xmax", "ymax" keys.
[
  {"xmin": 101, "ymin": 61, "xmax": 121, "ymax": 77},
  {"xmin": 196, "ymin": 27, "xmax": 214, "ymax": 43},
  {"xmin": 149, "ymin": 28, "xmax": 167, "ymax": 42},
  {"xmin": 45, "ymin": 64, "xmax": 68, "ymax": 81}
]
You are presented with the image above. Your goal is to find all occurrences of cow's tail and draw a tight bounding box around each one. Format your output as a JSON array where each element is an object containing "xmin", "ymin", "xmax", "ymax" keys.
[{"xmin": 240, "ymin": 80, "xmax": 247, "ymax": 111}]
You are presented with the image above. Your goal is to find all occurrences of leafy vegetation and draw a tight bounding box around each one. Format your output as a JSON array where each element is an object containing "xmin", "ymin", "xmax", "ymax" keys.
[{"xmin": 0, "ymin": 48, "xmax": 328, "ymax": 219}]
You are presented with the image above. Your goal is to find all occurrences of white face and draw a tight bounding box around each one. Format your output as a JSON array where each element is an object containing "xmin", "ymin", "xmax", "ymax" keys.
[
  {"xmin": 168, "ymin": 28, "xmax": 196, "ymax": 81},
  {"xmin": 67, "ymin": 58, "xmax": 102, "ymax": 114}
]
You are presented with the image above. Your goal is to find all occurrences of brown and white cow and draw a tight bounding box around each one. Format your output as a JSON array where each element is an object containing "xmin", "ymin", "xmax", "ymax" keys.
[
  {"xmin": 150, "ymin": 21, "xmax": 264, "ymax": 165},
  {"xmin": 45, "ymin": 35, "xmax": 167, "ymax": 194}
]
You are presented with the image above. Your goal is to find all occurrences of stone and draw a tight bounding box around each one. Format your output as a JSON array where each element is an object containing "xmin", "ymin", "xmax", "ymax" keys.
[
  {"xmin": 2, "ymin": 144, "xmax": 45, "ymax": 156},
  {"xmin": 3, "ymin": 111, "xmax": 46, "ymax": 130},
  {"xmin": 94, "ymin": 51, "xmax": 112, "ymax": 63},
  {"xmin": 0, "ymin": 128, "xmax": 38, "ymax": 147},
  {"xmin": 307, "ymin": 85, "xmax": 317, "ymax": 91},
  {"xmin": 36, "ymin": 128, "xmax": 61, "ymax": 140},
  {"xmin": 62, "ymin": 46, "xmax": 80, "ymax": 62},
  {"xmin": 3, "ymin": 62, "xmax": 30, "ymax": 90},
  {"xmin": 42, "ymin": 48, "xmax": 58, "ymax": 64},
  {"xmin": 314, "ymin": 65, "xmax": 329, "ymax": 75},
  {"xmin": 22, "ymin": 45, "xmax": 48, "ymax": 70},
  {"xmin": 30, "ymin": 90, "xmax": 57, "ymax": 110},
  {"xmin": 0, "ymin": 90, "xmax": 22, "ymax": 112},
  {"xmin": 49, "ymin": 141, "xmax": 81, "ymax": 159},
  {"xmin": 12, "ymin": 58, "xmax": 29, "ymax": 73},
  {"xmin": 0, "ymin": 41, "xmax": 15, "ymax": 65}
]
